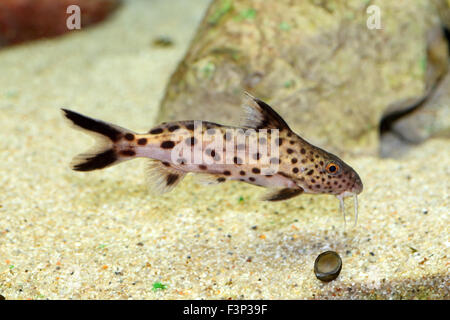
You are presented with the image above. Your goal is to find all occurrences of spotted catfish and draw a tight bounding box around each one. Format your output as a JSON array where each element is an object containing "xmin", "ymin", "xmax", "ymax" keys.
[{"xmin": 62, "ymin": 93, "xmax": 363, "ymax": 223}]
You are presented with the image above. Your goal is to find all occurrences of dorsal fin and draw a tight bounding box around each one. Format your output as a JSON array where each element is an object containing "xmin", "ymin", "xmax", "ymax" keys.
[{"xmin": 241, "ymin": 92, "xmax": 291, "ymax": 130}]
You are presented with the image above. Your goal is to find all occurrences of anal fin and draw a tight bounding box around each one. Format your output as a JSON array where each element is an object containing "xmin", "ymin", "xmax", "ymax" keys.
[
  {"xmin": 261, "ymin": 188, "xmax": 303, "ymax": 201},
  {"xmin": 146, "ymin": 160, "xmax": 186, "ymax": 194}
]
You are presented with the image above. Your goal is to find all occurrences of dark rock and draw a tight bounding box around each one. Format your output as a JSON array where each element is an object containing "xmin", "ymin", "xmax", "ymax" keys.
[{"xmin": 0, "ymin": 0, "xmax": 121, "ymax": 47}]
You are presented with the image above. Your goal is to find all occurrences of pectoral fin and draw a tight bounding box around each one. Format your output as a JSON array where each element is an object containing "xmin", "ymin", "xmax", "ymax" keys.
[{"xmin": 260, "ymin": 188, "xmax": 303, "ymax": 201}]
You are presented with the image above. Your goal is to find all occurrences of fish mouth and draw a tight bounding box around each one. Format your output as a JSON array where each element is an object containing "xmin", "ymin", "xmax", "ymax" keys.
[
  {"xmin": 336, "ymin": 191, "xmax": 359, "ymax": 227},
  {"xmin": 351, "ymin": 174, "xmax": 363, "ymax": 195}
]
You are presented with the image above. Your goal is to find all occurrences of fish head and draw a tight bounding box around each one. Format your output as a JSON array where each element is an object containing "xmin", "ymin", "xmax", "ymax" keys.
[
  {"xmin": 322, "ymin": 153, "xmax": 363, "ymax": 196},
  {"xmin": 297, "ymin": 147, "xmax": 363, "ymax": 197}
]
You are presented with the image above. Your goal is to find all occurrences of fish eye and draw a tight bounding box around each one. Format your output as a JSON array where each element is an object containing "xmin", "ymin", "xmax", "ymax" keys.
[{"xmin": 326, "ymin": 162, "xmax": 340, "ymax": 175}]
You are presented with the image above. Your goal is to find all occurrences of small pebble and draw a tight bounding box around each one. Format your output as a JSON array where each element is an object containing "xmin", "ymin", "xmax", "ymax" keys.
[
  {"xmin": 314, "ymin": 251, "xmax": 342, "ymax": 282},
  {"xmin": 152, "ymin": 36, "xmax": 174, "ymax": 47}
]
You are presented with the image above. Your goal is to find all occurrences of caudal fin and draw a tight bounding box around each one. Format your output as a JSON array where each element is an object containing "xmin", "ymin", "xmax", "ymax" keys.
[{"xmin": 62, "ymin": 109, "xmax": 133, "ymax": 171}]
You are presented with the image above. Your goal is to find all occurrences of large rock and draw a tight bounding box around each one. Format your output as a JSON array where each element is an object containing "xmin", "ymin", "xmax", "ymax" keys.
[
  {"xmin": 0, "ymin": 0, "xmax": 121, "ymax": 47},
  {"xmin": 379, "ymin": 24, "xmax": 449, "ymax": 157},
  {"xmin": 157, "ymin": 0, "xmax": 446, "ymax": 155}
]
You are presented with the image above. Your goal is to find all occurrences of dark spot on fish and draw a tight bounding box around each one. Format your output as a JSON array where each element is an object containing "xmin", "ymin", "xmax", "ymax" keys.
[
  {"xmin": 161, "ymin": 141, "xmax": 175, "ymax": 149},
  {"xmin": 120, "ymin": 150, "xmax": 135, "ymax": 156},
  {"xmin": 253, "ymin": 153, "xmax": 261, "ymax": 160},
  {"xmin": 301, "ymin": 159, "xmax": 307, "ymax": 164},
  {"xmin": 252, "ymin": 168, "xmax": 260, "ymax": 174},
  {"xmin": 177, "ymin": 158, "xmax": 186, "ymax": 165},
  {"xmin": 234, "ymin": 157, "xmax": 242, "ymax": 165},
  {"xmin": 292, "ymin": 167, "xmax": 299, "ymax": 173},
  {"xmin": 311, "ymin": 179, "xmax": 316, "ymax": 183},
  {"xmin": 276, "ymin": 138, "xmax": 283, "ymax": 146},
  {"xmin": 307, "ymin": 170, "xmax": 314, "ymax": 175},
  {"xmin": 287, "ymin": 148, "xmax": 294, "ymax": 154},
  {"xmin": 287, "ymin": 132, "xmax": 292, "ymax": 137},
  {"xmin": 199, "ymin": 165, "xmax": 207, "ymax": 170},
  {"xmin": 319, "ymin": 161, "xmax": 324, "ymax": 166},
  {"xmin": 137, "ymin": 138, "xmax": 147, "ymax": 145},
  {"xmin": 217, "ymin": 177, "xmax": 226, "ymax": 182},
  {"xmin": 205, "ymin": 149, "xmax": 215, "ymax": 157},
  {"xmin": 291, "ymin": 158, "xmax": 298, "ymax": 164},
  {"xmin": 150, "ymin": 128, "xmax": 163, "ymax": 134},
  {"xmin": 166, "ymin": 174, "xmax": 179, "ymax": 186},
  {"xmin": 240, "ymin": 170, "xmax": 246, "ymax": 176},
  {"xmin": 124, "ymin": 133, "xmax": 134, "ymax": 141},
  {"xmin": 168, "ymin": 125, "xmax": 180, "ymax": 132},
  {"xmin": 300, "ymin": 148, "xmax": 306, "ymax": 154},
  {"xmin": 223, "ymin": 170, "xmax": 231, "ymax": 176},
  {"xmin": 224, "ymin": 132, "xmax": 233, "ymax": 141},
  {"xmin": 249, "ymin": 177, "xmax": 255, "ymax": 182},
  {"xmin": 289, "ymin": 140, "xmax": 295, "ymax": 145},
  {"xmin": 185, "ymin": 137, "xmax": 197, "ymax": 146},
  {"xmin": 185, "ymin": 123, "xmax": 195, "ymax": 131},
  {"xmin": 315, "ymin": 184, "xmax": 320, "ymax": 188}
]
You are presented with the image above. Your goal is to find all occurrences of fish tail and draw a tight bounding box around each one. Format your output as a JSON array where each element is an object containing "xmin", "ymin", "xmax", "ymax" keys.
[{"xmin": 62, "ymin": 108, "xmax": 134, "ymax": 171}]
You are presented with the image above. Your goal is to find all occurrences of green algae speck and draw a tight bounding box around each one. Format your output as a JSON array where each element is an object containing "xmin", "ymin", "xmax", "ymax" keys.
[
  {"xmin": 235, "ymin": 8, "xmax": 256, "ymax": 21},
  {"xmin": 279, "ymin": 22, "xmax": 291, "ymax": 31},
  {"xmin": 152, "ymin": 282, "xmax": 168, "ymax": 291}
]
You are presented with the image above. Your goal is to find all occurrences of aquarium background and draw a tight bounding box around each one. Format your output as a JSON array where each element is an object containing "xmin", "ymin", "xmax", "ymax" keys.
[{"xmin": 0, "ymin": 0, "xmax": 448, "ymax": 299}]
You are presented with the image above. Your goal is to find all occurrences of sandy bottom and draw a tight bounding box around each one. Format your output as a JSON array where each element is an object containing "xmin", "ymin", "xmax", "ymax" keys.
[{"xmin": 0, "ymin": 0, "xmax": 448, "ymax": 299}]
